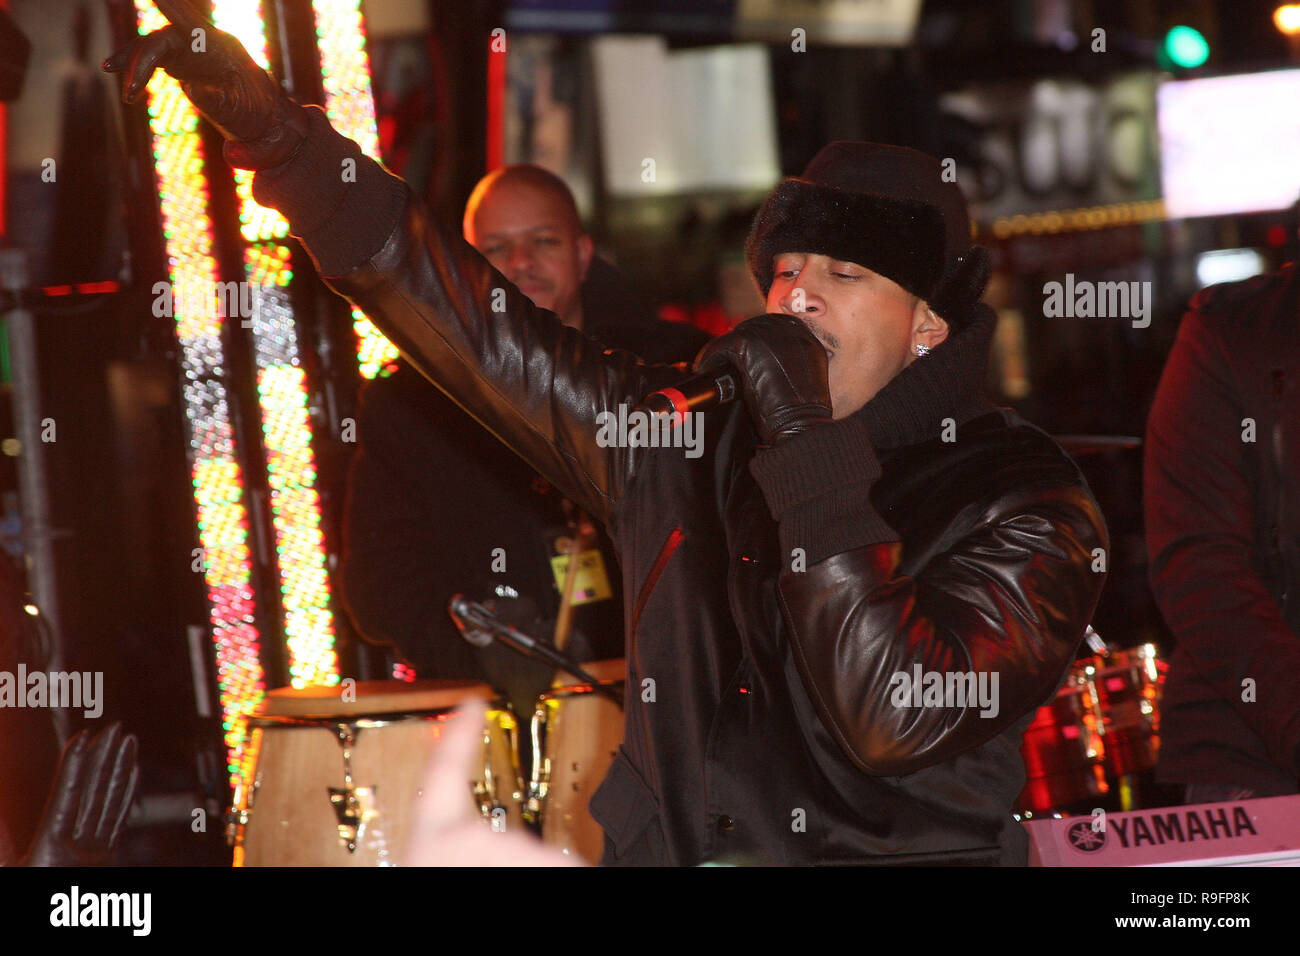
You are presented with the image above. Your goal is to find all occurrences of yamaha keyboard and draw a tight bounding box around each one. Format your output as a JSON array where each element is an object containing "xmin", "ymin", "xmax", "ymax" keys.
[{"xmin": 1023, "ymin": 794, "xmax": 1300, "ymax": 866}]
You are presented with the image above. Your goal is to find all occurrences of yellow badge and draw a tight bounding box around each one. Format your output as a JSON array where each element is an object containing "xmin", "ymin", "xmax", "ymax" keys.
[{"xmin": 549, "ymin": 547, "xmax": 613, "ymax": 605}]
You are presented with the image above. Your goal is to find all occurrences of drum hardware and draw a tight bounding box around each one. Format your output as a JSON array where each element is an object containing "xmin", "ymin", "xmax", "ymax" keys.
[
  {"xmin": 1078, "ymin": 642, "xmax": 1166, "ymax": 806},
  {"xmin": 473, "ymin": 717, "xmax": 521, "ymax": 829},
  {"xmin": 325, "ymin": 724, "xmax": 377, "ymax": 854},
  {"xmin": 225, "ymin": 729, "xmax": 264, "ymax": 849},
  {"xmin": 224, "ymin": 807, "xmax": 249, "ymax": 849},
  {"xmin": 1084, "ymin": 624, "xmax": 1107, "ymax": 656},
  {"xmin": 1054, "ymin": 435, "xmax": 1142, "ymax": 457}
]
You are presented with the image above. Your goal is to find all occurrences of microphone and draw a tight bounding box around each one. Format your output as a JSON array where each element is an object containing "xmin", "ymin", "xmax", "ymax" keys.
[
  {"xmin": 450, "ymin": 596, "xmax": 494, "ymax": 648},
  {"xmin": 640, "ymin": 369, "xmax": 738, "ymax": 419},
  {"xmin": 449, "ymin": 595, "xmax": 525, "ymax": 650}
]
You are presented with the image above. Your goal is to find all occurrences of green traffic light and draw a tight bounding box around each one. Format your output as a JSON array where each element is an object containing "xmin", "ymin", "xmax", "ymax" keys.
[{"xmin": 1164, "ymin": 25, "xmax": 1210, "ymax": 68}]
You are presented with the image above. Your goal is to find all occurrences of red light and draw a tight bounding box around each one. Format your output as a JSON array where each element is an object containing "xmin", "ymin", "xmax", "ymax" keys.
[
  {"xmin": 1267, "ymin": 224, "xmax": 1288, "ymax": 247},
  {"xmin": 40, "ymin": 282, "xmax": 119, "ymax": 297}
]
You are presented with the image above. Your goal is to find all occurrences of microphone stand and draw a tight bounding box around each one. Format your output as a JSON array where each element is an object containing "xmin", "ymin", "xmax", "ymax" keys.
[{"xmin": 449, "ymin": 596, "xmax": 623, "ymax": 706}]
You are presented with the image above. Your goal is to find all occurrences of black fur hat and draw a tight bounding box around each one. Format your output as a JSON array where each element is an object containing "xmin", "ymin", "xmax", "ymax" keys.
[{"xmin": 746, "ymin": 142, "xmax": 990, "ymax": 323}]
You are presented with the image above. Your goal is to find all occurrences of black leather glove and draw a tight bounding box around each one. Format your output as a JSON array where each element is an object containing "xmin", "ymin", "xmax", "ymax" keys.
[
  {"xmin": 20, "ymin": 723, "xmax": 139, "ymax": 867},
  {"xmin": 101, "ymin": 0, "xmax": 308, "ymax": 170},
  {"xmin": 694, "ymin": 313, "xmax": 832, "ymax": 447}
]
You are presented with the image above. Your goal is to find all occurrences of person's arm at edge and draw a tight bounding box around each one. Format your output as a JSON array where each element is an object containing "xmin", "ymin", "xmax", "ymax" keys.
[{"xmin": 1143, "ymin": 300, "xmax": 1300, "ymax": 777}]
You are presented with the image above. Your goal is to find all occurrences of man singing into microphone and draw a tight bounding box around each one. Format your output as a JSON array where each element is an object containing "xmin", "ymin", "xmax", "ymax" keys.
[{"xmin": 107, "ymin": 7, "xmax": 1107, "ymax": 865}]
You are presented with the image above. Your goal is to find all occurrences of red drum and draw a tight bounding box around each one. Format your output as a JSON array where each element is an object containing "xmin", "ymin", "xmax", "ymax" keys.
[
  {"xmin": 1017, "ymin": 642, "xmax": 1168, "ymax": 815},
  {"xmin": 1081, "ymin": 643, "xmax": 1167, "ymax": 778},
  {"xmin": 1018, "ymin": 661, "xmax": 1108, "ymax": 814}
]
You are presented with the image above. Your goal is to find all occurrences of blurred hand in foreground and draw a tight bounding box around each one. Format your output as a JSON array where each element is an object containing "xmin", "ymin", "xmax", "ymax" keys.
[{"xmin": 404, "ymin": 698, "xmax": 581, "ymax": 867}]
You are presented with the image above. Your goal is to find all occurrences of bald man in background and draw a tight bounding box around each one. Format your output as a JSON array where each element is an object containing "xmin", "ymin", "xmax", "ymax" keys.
[
  {"xmin": 464, "ymin": 166, "xmax": 592, "ymax": 328},
  {"xmin": 338, "ymin": 165, "xmax": 707, "ymax": 713}
]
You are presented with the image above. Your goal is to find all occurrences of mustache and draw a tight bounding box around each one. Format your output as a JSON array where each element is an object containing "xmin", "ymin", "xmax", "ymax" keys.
[{"xmin": 798, "ymin": 317, "xmax": 840, "ymax": 352}]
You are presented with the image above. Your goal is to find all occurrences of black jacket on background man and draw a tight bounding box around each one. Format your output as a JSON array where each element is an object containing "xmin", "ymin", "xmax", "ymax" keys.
[
  {"xmin": 254, "ymin": 108, "xmax": 1107, "ymax": 865},
  {"xmin": 1145, "ymin": 264, "xmax": 1300, "ymax": 796},
  {"xmin": 339, "ymin": 264, "xmax": 707, "ymax": 689}
]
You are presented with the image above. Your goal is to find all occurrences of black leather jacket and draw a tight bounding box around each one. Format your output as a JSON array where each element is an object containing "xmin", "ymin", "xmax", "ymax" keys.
[
  {"xmin": 254, "ymin": 108, "xmax": 1108, "ymax": 864},
  {"xmin": 337, "ymin": 281, "xmax": 706, "ymax": 707}
]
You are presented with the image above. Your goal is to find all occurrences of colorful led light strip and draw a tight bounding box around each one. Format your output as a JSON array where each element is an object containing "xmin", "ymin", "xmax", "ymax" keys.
[
  {"xmin": 133, "ymin": 0, "xmax": 265, "ymax": 786},
  {"xmin": 311, "ymin": 0, "xmax": 412, "ymax": 680},
  {"xmin": 311, "ymin": 0, "xmax": 399, "ymax": 379},
  {"xmin": 214, "ymin": 0, "xmax": 339, "ymax": 690},
  {"xmin": 311, "ymin": 0, "xmax": 412, "ymax": 678}
]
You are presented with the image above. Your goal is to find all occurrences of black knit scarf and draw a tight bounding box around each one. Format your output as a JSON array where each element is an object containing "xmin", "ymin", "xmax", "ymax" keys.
[{"xmin": 853, "ymin": 303, "xmax": 999, "ymax": 451}]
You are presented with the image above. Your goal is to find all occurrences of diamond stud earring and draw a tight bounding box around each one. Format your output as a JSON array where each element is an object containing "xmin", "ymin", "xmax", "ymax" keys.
[{"xmin": 915, "ymin": 343, "xmax": 932, "ymax": 357}]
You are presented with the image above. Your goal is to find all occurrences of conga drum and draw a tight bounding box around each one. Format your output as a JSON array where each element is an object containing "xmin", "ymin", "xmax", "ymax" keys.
[
  {"xmin": 231, "ymin": 680, "xmax": 522, "ymax": 866},
  {"xmin": 527, "ymin": 659, "xmax": 625, "ymax": 864}
]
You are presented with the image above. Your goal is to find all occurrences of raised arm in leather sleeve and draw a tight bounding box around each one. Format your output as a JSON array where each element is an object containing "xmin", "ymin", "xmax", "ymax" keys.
[
  {"xmin": 1144, "ymin": 304, "xmax": 1300, "ymax": 776},
  {"xmin": 776, "ymin": 482, "xmax": 1107, "ymax": 777},
  {"xmin": 253, "ymin": 109, "xmax": 677, "ymax": 523}
]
